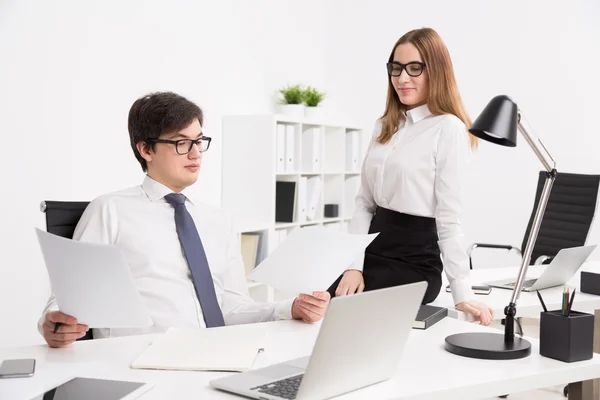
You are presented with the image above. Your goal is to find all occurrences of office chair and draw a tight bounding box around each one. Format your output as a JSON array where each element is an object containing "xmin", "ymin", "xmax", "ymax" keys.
[
  {"xmin": 468, "ymin": 173, "xmax": 599, "ymax": 400},
  {"xmin": 40, "ymin": 200, "xmax": 92, "ymax": 341},
  {"xmin": 468, "ymin": 172, "xmax": 600, "ymax": 269}
]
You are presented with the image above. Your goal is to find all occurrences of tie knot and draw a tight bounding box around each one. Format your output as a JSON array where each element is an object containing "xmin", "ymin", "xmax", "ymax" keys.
[{"xmin": 164, "ymin": 193, "xmax": 187, "ymax": 207}]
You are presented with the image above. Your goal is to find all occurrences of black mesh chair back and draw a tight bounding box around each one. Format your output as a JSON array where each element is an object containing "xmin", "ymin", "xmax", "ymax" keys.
[
  {"xmin": 40, "ymin": 200, "xmax": 93, "ymax": 340},
  {"xmin": 521, "ymin": 172, "xmax": 600, "ymax": 263}
]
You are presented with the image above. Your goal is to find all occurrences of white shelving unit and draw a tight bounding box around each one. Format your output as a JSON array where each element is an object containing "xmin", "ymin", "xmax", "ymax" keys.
[{"xmin": 222, "ymin": 114, "xmax": 363, "ymax": 302}]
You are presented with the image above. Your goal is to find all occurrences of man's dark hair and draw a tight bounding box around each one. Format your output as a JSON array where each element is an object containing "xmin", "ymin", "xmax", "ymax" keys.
[{"xmin": 128, "ymin": 92, "xmax": 203, "ymax": 172}]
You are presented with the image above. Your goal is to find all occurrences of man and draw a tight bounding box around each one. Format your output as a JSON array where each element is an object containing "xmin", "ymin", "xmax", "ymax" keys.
[{"xmin": 39, "ymin": 92, "xmax": 330, "ymax": 348}]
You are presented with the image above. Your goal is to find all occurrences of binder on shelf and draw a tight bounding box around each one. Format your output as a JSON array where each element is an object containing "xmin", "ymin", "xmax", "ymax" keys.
[
  {"xmin": 312, "ymin": 127, "xmax": 321, "ymax": 171},
  {"xmin": 345, "ymin": 130, "xmax": 359, "ymax": 171},
  {"xmin": 275, "ymin": 181, "xmax": 296, "ymax": 222},
  {"xmin": 276, "ymin": 124, "xmax": 286, "ymax": 173},
  {"xmin": 297, "ymin": 177, "xmax": 308, "ymax": 223},
  {"xmin": 268, "ymin": 228, "xmax": 292, "ymax": 255},
  {"xmin": 285, "ymin": 125, "xmax": 295, "ymax": 172},
  {"xmin": 254, "ymin": 231, "xmax": 267, "ymax": 267},
  {"xmin": 306, "ymin": 176, "xmax": 322, "ymax": 221},
  {"xmin": 240, "ymin": 234, "xmax": 260, "ymax": 278},
  {"xmin": 302, "ymin": 127, "xmax": 321, "ymax": 172}
]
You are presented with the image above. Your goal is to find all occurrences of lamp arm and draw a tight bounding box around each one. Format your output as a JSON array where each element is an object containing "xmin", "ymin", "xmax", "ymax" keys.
[
  {"xmin": 504, "ymin": 113, "xmax": 557, "ymax": 343},
  {"xmin": 504, "ymin": 172, "xmax": 556, "ymax": 341},
  {"xmin": 518, "ymin": 113, "xmax": 556, "ymax": 172},
  {"xmin": 510, "ymin": 173, "xmax": 556, "ymax": 304}
]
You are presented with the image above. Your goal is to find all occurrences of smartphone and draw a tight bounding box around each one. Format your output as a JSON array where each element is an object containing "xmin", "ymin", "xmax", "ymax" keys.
[
  {"xmin": 0, "ymin": 359, "xmax": 36, "ymax": 378},
  {"xmin": 446, "ymin": 284, "xmax": 492, "ymax": 295}
]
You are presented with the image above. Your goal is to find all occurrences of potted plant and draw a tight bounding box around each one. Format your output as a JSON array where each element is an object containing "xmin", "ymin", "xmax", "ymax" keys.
[
  {"xmin": 303, "ymin": 86, "xmax": 326, "ymax": 119},
  {"xmin": 278, "ymin": 84, "xmax": 305, "ymax": 117}
]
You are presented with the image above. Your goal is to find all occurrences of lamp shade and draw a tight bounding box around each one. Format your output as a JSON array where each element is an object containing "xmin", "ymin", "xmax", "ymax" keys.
[{"xmin": 469, "ymin": 95, "xmax": 518, "ymax": 147}]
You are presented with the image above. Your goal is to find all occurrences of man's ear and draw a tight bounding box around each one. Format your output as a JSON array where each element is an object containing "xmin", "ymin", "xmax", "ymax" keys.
[{"xmin": 136, "ymin": 141, "xmax": 153, "ymax": 164}]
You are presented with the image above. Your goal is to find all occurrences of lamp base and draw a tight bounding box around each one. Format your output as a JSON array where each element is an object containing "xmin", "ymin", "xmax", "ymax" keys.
[{"xmin": 445, "ymin": 332, "xmax": 531, "ymax": 360}]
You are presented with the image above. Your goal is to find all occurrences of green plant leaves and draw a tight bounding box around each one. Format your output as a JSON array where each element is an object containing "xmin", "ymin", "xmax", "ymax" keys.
[
  {"xmin": 304, "ymin": 86, "xmax": 325, "ymax": 107},
  {"xmin": 278, "ymin": 84, "xmax": 304, "ymax": 105},
  {"xmin": 278, "ymin": 84, "xmax": 326, "ymax": 106}
]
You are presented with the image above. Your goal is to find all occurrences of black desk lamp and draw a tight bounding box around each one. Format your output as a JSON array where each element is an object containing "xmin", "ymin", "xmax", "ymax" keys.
[{"xmin": 444, "ymin": 95, "xmax": 557, "ymax": 360}]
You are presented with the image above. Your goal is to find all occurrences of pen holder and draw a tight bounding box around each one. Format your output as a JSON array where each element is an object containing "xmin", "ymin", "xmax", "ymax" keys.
[
  {"xmin": 539, "ymin": 310, "xmax": 594, "ymax": 362},
  {"xmin": 580, "ymin": 271, "xmax": 600, "ymax": 295}
]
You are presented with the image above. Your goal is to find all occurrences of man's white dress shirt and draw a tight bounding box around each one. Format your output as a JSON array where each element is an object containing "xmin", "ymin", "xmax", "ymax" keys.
[{"xmin": 39, "ymin": 176, "xmax": 293, "ymax": 338}]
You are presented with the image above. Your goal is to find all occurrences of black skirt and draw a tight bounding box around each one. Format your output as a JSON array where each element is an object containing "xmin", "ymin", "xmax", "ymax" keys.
[{"xmin": 327, "ymin": 206, "xmax": 443, "ymax": 304}]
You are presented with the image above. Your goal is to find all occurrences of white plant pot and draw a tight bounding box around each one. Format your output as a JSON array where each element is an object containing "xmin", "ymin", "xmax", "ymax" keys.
[
  {"xmin": 279, "ymin": 104, "xmax": 305, "ymax": 118},
  {"xmin": 304, "ymin": 106, "xmax": 323, "ymax": 120}
]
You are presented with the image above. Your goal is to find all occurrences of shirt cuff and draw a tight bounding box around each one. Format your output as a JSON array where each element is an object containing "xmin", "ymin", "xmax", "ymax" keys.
[
  {"xmin": 348, "ymin": 253, "xmax": 365, "ymax": 272},
  {"xmin": 437, "ymin": 236, "xmax": 473, "ymax": 305},
  {"xmin": 273, "ymin": 298, "xmax": 295, "ymax": 321},
  {"xmin": 449, "ymin": 279, "xmax": 473, "ymax": 305}
]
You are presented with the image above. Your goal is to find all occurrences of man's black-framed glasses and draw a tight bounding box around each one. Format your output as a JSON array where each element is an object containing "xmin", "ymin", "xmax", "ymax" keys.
[
  {"xmin": 386, "ymin": 61, "xmax": 426, "ymax": 77},
  {"xmin": 151, "ymin": 136, "xmax": 212, "ymax": 155}
]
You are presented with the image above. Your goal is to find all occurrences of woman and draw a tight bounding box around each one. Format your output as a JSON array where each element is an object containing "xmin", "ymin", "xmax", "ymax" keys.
[{"xmin": 327, "ymin": 28, "xmax": 493, "ymax": 325}]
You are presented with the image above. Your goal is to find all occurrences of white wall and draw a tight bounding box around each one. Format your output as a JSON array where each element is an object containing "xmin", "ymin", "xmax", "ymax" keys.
[
  {"xmin": 1, "ymin": 0, "xmax": 598, "ymax": 347},
  {"xmin": 321, "ymin": 0, "xmax": 600, "ymax": 265}
]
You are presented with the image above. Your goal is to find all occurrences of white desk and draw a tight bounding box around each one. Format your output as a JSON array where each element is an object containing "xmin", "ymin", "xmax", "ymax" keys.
[
  {"xmin": 2, "ymin": 319, "xmax": 600, "ymax": 400},
  {"xmin": 432, "ymin": 261, "xmax": 600, "ymax": 321}
]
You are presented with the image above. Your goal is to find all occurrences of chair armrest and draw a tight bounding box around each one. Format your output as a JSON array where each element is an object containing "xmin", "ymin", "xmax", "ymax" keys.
[
  {"xmin": 467, "ymin": 243, "xmax": 522, "ymax": 269},
  {"xmin": 534, "ymin": 255, "xmax": 554, "ymax": 265}
]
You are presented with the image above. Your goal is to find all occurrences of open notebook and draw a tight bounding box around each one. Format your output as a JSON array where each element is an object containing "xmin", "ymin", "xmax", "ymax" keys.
[{"xmin": 131, "ymin": 324, "xmax": 267, "ymax": 372}]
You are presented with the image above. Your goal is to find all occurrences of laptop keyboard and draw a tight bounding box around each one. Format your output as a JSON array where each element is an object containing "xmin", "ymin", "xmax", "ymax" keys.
[
  {"xmin": 251, "ymin": 374, "xmax": 304, "ymax": 399},
  {"xmin": 504, "ymin": 278, "xmax": 537, "ymax": 288}
]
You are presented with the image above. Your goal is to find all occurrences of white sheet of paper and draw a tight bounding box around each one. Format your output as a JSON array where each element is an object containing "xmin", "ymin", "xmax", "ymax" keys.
[
  {"xmin": 131, "ymin": 324, "xmax": 267, "ymax": 372},
  {"xmin": 249, "ymin": 227, "xmax": 378, "ymax": 294},
  {"xmin": 35, "ymin": 228, "xmax": 152, "ymax": 328}
]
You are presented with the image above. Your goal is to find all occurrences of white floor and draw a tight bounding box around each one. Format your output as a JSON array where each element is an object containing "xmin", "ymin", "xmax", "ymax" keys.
[{"xmin": 480, "ymin": 318, "xmax": 567, "ymax": 400}]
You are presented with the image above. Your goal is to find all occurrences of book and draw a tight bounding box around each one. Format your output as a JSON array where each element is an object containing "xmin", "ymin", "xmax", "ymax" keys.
[
  {"xmin": 412, "ymin": 305, "xmax": 448, "ymax": 330},
  {"xmin": 131, "ymin": 325, "xmax": 266, "ymax": 372}
]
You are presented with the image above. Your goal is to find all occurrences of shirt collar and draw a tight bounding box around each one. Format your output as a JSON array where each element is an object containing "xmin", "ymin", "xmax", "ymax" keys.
[
  {"xmin": 141, "ymin": 175, "xmax": 196, "ymax": 206},
  {"xmin": 404, "ymin": 104, "xmax": 432, "ymax": 124}
]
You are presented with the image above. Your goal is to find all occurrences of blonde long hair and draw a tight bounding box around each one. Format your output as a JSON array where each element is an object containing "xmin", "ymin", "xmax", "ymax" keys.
[{"xmin": 378, "ymin": 28, "xmax": 478, "ymax": 148}]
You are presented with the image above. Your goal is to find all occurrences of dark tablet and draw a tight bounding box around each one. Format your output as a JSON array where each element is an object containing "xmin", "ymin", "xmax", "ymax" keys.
[{"xmin": 31, "ymin": 377, "xmax": 151, "ymax": 400}]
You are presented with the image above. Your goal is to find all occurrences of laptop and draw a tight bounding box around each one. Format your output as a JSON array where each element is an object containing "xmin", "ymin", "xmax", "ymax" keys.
[
  {"xmin": 486, "ymin": 245, "xmax": 597, "ymax": 292},
  {"xmin": 210, "ymin": 281, "xmax": 427, "ymax": 400}
]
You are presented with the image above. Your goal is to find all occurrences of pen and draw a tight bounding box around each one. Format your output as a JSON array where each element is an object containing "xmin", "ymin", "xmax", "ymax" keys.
[
  {"xmin": 53, "ymin": 322, "xmax": 62, "ymax": 334},
  {"xmin": 566, "ymin": 289, "xmax": 576, "ymax": 317},
  {"xmin": 562, "ymin": 287, "xmax": 570, "ymax": 317},
  {"xmin": 536, "ymin": 290, "xmax": 548, "ymax": 313}
]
